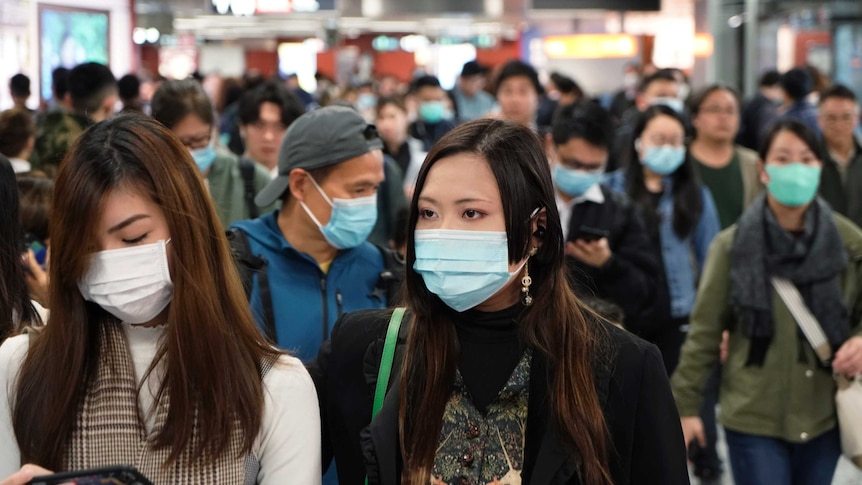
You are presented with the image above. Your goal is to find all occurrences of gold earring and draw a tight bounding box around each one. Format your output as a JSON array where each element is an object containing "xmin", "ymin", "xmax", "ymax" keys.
[{"xmin": 522, "ymin": 248, "xmax": 537, "ymax": 306}]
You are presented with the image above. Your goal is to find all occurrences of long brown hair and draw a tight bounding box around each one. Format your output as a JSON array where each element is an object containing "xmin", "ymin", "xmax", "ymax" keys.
[
  {"xmin": 12, "ymin": 113, "xmax": 281, "ymax": 467},
  {"xmin": 399, "ymin": 119, "xmax": 613, "ymax": 484}
]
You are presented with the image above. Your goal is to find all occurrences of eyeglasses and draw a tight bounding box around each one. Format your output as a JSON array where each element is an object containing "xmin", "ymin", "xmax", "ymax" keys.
[
  {"xmin": 178, "ymin": 131, "xmax": 212, "ymax": 150},
  {"xmin": 819, "ymin": 113, "xmax": 858, "ymax": 125},
  {"xmin": 699, "ymin": 106, "xmax": 738, "ymax": 116}
]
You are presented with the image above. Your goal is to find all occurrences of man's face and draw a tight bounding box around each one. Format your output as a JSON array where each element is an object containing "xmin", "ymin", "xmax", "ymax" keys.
[
  {"xmin": 242, "ymin": 102, "xmax": 288, "ymax": 170},
  {"xmin": 497, "ymin": 76, "xmax": 538, "ymax": 127},
  {"xmin": 553, "ymin": 137, "xmax": 608, "ymax": 172},
  {"xmin": 636, "ymin": 79, "xmax": 680, "ymax": 111},
  {"xmin": 818, "ymin": 97, "xmax": 859, "ymax": 148},
  {"xmin": 416, "ymin": 85, "xmax": 446, "ymax": 104},
  {"xmin": 460, "ymin": 75, "xmax": 485, "ymax": 97},
  {"xmin": 91, "ymin": 91, "xmax": 119, "ymax": 122},
  {"xmin": 297, "ymin": 150, "xmax": 386, "ymax": 230}
]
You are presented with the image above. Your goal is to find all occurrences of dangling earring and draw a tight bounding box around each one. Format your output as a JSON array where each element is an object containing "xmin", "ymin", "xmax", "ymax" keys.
[{"xmin": 522, "ymin": 248, "xmax": 537, "ymax": 306}]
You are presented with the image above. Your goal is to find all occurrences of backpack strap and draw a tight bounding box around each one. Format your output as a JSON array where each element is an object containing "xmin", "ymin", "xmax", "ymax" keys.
[
  {"xmin": 239, "ymin": 157, "xmax": 259, "ymax": 220},
  {"xmin": 226, "ymin": 228, "xmax": 277, "ymax": 344},
  {"xmin": 372, "ymin": 245, "xmax": 405, "ymax": 307}
]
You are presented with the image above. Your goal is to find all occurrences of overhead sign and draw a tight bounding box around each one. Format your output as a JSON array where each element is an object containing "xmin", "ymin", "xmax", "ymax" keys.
[{"xmin": 544, "ymin": 34, "xmax": 638, "ymax": 59}]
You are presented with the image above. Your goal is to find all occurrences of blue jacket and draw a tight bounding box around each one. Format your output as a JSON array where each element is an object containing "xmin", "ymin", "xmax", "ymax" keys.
[
  {"xmin": 232, "ymin": 211, "xmax": 386, "ymax": 362},
  {"xmin": 605, "ymin": 171, "xmax": 720, "ymax": 318}
]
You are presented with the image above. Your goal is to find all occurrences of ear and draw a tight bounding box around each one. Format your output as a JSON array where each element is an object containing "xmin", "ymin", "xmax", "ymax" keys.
[
  {"xmin": 635, "ymin": 93, "xmax": 649, "ymax": 112},
  {"xmin": 530, "ymin": 207, "xmax": 549, "ymax": 251},
  {"xmin": 288, "ymin": 168, "xmax": 310, "ymax": 202},
  {"xmin": 544, "ymin": 133, "xmax": 556, "ymax": 163},
  {"xmin": 239, "ymin": 125, "xmax": 247, "ymax": 141},
  {"xmin": 758, "ymin": 160, "xmax": 770, "ymax": 185}
]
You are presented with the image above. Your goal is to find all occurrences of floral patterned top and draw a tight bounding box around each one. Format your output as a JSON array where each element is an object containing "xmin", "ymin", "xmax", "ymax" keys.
[{"xmin": 431, "ymin": 349, "xmax": 532, "ymax": 485}]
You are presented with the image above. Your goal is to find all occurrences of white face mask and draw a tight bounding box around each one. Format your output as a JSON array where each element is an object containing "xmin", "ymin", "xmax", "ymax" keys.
[{"xmin": 78, "ymin": 239, "xmax": 173, "ymax": 324}]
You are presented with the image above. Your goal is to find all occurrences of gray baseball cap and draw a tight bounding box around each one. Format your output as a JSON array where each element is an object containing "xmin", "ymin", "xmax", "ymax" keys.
[{"xmin": 254, "ymin": 106, "xmax": 384, "ymax": 207}]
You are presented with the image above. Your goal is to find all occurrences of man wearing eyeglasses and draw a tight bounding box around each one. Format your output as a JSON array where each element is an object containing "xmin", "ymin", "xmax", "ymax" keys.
[{"xmin": 818, "ymin": 84, "xmax": 862, "ymax": 228}]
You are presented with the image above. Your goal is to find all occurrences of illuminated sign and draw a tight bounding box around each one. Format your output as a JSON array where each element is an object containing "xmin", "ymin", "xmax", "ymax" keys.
[
  {"xmin": 210, "ymin": 0, "xmax": 334, "ymax": 15},
  {"xmin": 694, "ymin": 33, "xmax": 714, "ymax": 57},
  {"xmin": 543, "ymin": 34, "xmax": 637, "ymax": 59}
]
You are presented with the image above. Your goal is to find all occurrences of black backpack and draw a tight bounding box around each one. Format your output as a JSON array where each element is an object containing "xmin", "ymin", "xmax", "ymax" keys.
[
  {"xmin": 239, "ymin": 157, "xmax": 259, "ymax": 220},
  {"xmin": 226, "ymin": 228, "xmax": 405, "ymax": 344}
]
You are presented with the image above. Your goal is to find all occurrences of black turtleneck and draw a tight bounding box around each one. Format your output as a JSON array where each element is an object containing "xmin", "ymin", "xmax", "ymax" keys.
[{"xmin": 452, "ymin": 303, "xmax": 525, "ymax": 413}]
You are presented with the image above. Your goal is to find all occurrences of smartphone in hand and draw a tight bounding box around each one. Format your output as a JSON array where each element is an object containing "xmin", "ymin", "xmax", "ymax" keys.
[{"xmin": 26, "ymin": 466, "xmax": 152, "ymax": 485}]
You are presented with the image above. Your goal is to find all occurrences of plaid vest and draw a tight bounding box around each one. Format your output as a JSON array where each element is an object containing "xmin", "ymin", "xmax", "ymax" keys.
[{"xmin": 63, "ymin": 323, "xmax": 270, "ymax": 484}]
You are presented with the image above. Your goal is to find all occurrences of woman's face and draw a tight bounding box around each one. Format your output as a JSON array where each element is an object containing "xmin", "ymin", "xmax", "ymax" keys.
[
  {"xmin": 416, "ymin": 152, "xmax": 537, "ymax": 311},
  {"xmin": 375, "ymin": 103, "xmax": 409, "ymax": 145},
  {"xmin": 636, "ymin": 114, "xmax": 685, "ymax": 159},
  {"xmin": 95, "ymin": 187, "xmax": 171, "ymax": 253},
  {"xmin": 760, "ymin": 129, "xmax": 821, "ymax": 181},
  {"xmin": 172, "ymin": 114, "xmax": 212, "ymax": 152}
]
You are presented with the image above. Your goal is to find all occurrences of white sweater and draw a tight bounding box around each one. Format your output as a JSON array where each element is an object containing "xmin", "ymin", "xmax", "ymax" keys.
[{"xmin": 0, "ymin": 323, "xmax": 322, "ymax": 484}]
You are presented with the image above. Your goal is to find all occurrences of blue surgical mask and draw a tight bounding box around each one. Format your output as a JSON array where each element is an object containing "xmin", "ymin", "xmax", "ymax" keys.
[
  {"xmin": 301, "ymin": 176, "xmax": 378, "ymax": 249},
  {"xmin": 640, "ymin": 143, "xmax": 686, "ymax": 176},
  {"xmin": 418, "ymin": 101, "xmax": 450, "ymax": 124},
  {"xmin": 357, "ymin": 93, "xmax": 377, "ymax": 111},
  {"xmin": 553, "ymin": 164, "xmax": 603, "ymax": 197},
  {"xmin": 413, "ymin": 229, "xmax": 526, "ymax": 312},
  {"xmin": 190, "ymin": 143, "xmax": 216, "ymax": 173},
  {"xmin": 651, "ymin": 97, "xmax": 685, "ymax": 113}
]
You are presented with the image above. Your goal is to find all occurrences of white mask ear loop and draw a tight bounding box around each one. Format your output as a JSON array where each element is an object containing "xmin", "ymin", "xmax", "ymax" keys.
[{"xmin": 306, "ymin": 173, "xmax": 333, "ymax": 206}]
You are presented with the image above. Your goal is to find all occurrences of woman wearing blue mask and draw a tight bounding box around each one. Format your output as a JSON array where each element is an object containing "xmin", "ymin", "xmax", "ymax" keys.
[
  {"xmin": 672, "ymin": 119, "xmax": 862, "ymax": 485},
  {"xmin": 605, "ymin": 105, "xmax": 721, "ymax": 374},
  {"xmin": 328, "ymin": 118, "xmax": 689, "ymax": 484},
  {"xmin": 151, "ymin": 79, "xmax": 276, "ymax": 227},
  {"xmin": 0, "ymin": 114, "xmax": 321, "ymax": 484}
]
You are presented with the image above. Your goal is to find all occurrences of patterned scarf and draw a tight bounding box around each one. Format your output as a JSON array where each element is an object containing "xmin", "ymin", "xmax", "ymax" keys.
[{"xmin": 63, "ymin": 323, "xmax": 269, "ymax": 485}]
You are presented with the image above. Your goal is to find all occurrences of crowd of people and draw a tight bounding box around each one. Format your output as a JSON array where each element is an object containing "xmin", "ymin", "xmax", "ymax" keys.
[{"xmin": 0, "ymin": 55, "xmax": 860, "ymax": 485}]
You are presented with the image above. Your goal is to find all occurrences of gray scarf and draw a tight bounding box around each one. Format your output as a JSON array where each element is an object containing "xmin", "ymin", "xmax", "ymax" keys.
[{"xmin": 730, "ymin": 195, "xmax": 849, "ymax": 366}]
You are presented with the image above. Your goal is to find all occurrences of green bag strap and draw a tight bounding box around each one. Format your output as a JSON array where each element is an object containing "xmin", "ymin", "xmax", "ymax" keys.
[
  {"xmin": 366, "ymin": 307, "xmax": 406, "ymax": 485},
  {"xmin": 372, "ymin": 307, "xmax": 406, "ymax": 418}
]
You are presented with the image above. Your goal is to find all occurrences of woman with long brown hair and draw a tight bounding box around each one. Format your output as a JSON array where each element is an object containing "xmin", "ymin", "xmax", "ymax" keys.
[
  {"xmin": 354, "ymin": 119, "xmax": 687, "ymax": 484},
  {"xmin": 0, "ymin": 113, "xmax": 321, "ymax": 483}
]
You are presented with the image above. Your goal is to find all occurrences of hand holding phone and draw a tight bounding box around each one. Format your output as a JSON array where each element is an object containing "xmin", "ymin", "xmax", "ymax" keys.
[
  {"xmin": 573, "ymin": 225, "xmax": 609, "ymax": 243},
  {"xmin": 25, "ymin": 466, "xmax": 152, "ymax": 485}
]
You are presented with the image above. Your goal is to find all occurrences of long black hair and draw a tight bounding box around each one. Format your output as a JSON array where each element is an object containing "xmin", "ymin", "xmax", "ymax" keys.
[
  {"xmin": 0, "ymin": 154, "xmax": 39, "ymax": 340},
  {"xmin": 624, "ymin": 105, "xmax": 703, "ymax": 239},
  {"xmin": 400, "ymin": 118, "xmax": 613, "ymax": 485}
]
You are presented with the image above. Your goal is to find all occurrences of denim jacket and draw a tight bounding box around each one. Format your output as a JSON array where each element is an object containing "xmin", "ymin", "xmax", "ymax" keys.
[{"xmin": 605, "ymin": 171, "xmax": 720, "ymax": 318}]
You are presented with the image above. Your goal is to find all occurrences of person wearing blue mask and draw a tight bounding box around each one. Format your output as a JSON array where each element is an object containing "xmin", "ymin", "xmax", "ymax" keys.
[
  {"xmin": 547, "ymin": 102, "xmax": 662, "ymax": 344},
  {"xmin": 151, "ymin": 79, "xmax": 276, "ymax": 227},
  {"xmin": 232, "ymin": 106, "xmax": 399, "ymax": 484},
  {"xmin": 409, "ymin": 75, "xmax": 457, "ymax": 151},
  {"xmin": 606, "ymin": 104, "xmax": 721, "ymax": 374},
  {"xmin": 609, "ymin": 68, "xmax": 683, "ymax": 172},
  {"xmin": 673, "ymin": 119, "xmax": 862, "ymax": 485},
  {"xmin": 313, "ymin": 118, "xmax": 689, "ymax": 485}
]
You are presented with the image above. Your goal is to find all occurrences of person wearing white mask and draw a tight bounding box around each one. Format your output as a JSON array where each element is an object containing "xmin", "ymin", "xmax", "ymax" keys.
[
  {"xmin": 314, "ymin": 118, "xmax": 689, "ymax": 485},
  {"xmin": 0, "ymin": 113, "xmax": 321, "ymax": 483},
  {"xmin": 606, "ymin": 105, "xmax": 720, "ymax": 374},
  {"xmin": 545, "ymin": 102, "xmax": 661, "ymax": 342},
  {"xmin": 151, "ymin": 79, "xmax": 276, "ymax": 227}
]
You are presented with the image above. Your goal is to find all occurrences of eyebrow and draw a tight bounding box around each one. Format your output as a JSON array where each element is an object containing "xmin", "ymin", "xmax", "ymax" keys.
[
  {"xmin": 418, "ymin": 195, "xmax": 493, "ymax": 205},
  {"xmin": 107, "ymin": 214, "xmax": 151, "ymax": 234}
]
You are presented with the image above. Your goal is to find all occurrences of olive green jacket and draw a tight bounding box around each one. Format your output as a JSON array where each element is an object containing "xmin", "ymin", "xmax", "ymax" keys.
[
  {"xmin": 671, "ymin": 212, "xmax": 862, "ymax": 443},
  {"xmin": 737, "ymin": 146, "xmax": 765, "ymax": 208},
  {"xmin": 206, "ymin": 151, "xmax": 277, "ymax": 227}
]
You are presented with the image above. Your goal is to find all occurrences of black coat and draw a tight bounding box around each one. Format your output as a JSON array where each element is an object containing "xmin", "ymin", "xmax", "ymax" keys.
[
  {"xmin": 310, "ymin": 308, "xmax": 690, "ymax": 485},
  {"xmin": 565, "ymin": 185, "xmax": 670, "ymax": 338}
]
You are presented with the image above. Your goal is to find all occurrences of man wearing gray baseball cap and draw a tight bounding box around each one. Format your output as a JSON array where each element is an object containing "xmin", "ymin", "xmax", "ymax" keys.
[{"xmin": 231, "ymin": 106, "xmax": 395, "ymax": 365}]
